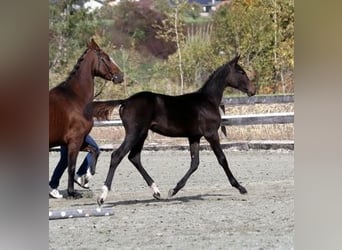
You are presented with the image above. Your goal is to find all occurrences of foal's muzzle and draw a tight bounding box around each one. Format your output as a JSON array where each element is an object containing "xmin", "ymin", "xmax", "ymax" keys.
[
  {"xmin": 247, "ymin": 90, "xmax": 256, "ymax": 97},
  {"xmin": 247, "ymin": 84, "xmax": 256, "ymax": 97}
]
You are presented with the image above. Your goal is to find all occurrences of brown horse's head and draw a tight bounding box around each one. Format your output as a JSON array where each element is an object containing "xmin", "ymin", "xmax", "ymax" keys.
[
  {"xmin": 87, "ymin": 38, "xmax": 124, "ymax": 84},
  {"xmin": 226, "ymin": 55, "xmax": 256, "ymax": 97}
]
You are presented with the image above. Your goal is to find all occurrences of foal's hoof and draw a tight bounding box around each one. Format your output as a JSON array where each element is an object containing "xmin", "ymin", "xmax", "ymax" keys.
[
  {"xmin": 238, "ymin": 185, "xmax": 248, "ymax": 194},
  {"xmin": 97, "ymin": 197, "xmax": 104, "ymax": 207},
  {"xmin": 168, "ymin": 189, "xmax": 175, "ymax": 198},
  {"xmin": 67, "ymin": 191, "xmax": 82, "ymax": 199},
  {"xmin": 153, "ymin": 192, "xmax": 161, "ymax": 200},
  {"xmin": 97, "ymin": 185, "xmax": 108, "ymax": 207}
]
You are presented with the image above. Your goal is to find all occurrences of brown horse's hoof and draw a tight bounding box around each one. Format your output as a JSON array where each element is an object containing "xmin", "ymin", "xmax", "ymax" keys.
[{"xmin": 67, "ymin": 191, "xmax": 83, "ymax": 199}]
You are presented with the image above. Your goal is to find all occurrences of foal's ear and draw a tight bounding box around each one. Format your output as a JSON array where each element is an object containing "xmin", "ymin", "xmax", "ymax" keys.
[
  {"xmin": 87, "ymin": 38, "xmax": 100, "ymax": 51},
  {"xmin": 229, "ymin": 55, "xmax": 240, "ymax": 66}
]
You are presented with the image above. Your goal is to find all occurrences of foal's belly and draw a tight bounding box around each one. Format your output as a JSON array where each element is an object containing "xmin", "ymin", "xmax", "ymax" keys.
[{"xmin": 150, "ymin": 121, "xmax": 199, "ymax": 138}]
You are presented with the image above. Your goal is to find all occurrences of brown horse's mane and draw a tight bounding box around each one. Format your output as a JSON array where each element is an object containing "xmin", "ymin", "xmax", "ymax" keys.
[{"xmin": 63, "ymin": 48, "xmax": 90, "ymax": 84}]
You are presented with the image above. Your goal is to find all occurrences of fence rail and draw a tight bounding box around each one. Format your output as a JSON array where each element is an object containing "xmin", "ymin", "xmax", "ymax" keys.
[
  {"xmin": 50, "ymin": 95, "xmax": 294, "ymax": 151},
  {"xmin": 93, "ymin": 95, "xmax": 294, "ymax": 128},
  {"xmin": 94, "ymin": 112, "xmax": 294, "ymax": 127},
  {"xmin": 221, "ymin": 94, "xmax": 294, "ymax": 105}
]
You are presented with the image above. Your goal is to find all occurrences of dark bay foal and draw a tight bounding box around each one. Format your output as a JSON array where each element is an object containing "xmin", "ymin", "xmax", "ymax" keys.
[{"xmin": 93, "ymin": 55, "xmax": 256, "ymax": 205}]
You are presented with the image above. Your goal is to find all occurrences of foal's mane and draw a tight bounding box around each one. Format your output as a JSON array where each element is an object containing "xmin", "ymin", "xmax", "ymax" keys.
[{"xmin": 198, "ymin": 62, "xmax": 228, "ymax": 93}]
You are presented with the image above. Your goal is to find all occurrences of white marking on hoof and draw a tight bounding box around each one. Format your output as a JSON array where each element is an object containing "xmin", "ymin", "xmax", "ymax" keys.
[
  {"xmin": 99, "ymin": 185, "xmax": 108, "ymax": 204},
  {"xmin": 101, "ymin": 185, "xmax": 108, "ymax": 196},
  {"xmin": 150, "ymin": 183, "xmax": 160, "ymax": 195}
]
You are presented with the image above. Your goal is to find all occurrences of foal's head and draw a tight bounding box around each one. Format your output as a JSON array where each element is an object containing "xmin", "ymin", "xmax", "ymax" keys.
[
  {"xmin": 87, "ymin": 38, "xmax": 124, "ymax": 84},
  {"xmin": 225, "ymin": 55, "xmax": 256, "ymax": 97}
]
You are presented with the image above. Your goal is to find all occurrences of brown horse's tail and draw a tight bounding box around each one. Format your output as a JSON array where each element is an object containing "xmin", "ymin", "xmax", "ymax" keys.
[{"xmin": 92, "ymin": 100, "xmax": 124, "ymax": 121}]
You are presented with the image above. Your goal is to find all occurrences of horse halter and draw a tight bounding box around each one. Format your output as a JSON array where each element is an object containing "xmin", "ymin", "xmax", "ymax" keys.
[{"xmin": 94, "ymin": 50, "xmax": 120, "ymax": 81}]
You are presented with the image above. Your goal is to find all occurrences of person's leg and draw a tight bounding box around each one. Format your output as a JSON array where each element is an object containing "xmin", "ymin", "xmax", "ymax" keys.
[
  {"xmin": 87, "ymin": 136, "xmax": 100, "ymax": 175},
  {"xmin": 49, "ymin": 146, "xmax": 68, "ymax": 198},
  {"xmin": 76, "ymin": 154, "xmax": 90, "ymax": 177},
  {"xmin": 75, "ymin": 135, "xmax": 100, "ymax": 189},
  {"xmin": 49, "ymin": 146, "xmax": 68, "ymax": 188},
  {"xmin": 76, "ymin": 135, "xmax": 100, "ymax": 176}
]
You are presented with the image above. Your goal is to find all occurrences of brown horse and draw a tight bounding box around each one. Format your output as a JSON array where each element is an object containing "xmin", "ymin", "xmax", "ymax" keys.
[
  {"xmin": 92, "ymin": 55, "xmax": 256, "ymax": 205},
  {"xmin": 49, "ymin": 38, "xmax": 124, "ymax": 198}
]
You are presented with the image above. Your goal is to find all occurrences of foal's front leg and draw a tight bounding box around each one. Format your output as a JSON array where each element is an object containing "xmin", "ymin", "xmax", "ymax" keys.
[
  {"xmin": 97, "ymin": 139, "xmax": 131, "ymax": 206},
  {"xmin": 205, "ymin": 133, "xmax": 247, "ymax": 194},
  {"xmin": 168, "ymin": 138, "xmax": 200, "ymax": 198}
]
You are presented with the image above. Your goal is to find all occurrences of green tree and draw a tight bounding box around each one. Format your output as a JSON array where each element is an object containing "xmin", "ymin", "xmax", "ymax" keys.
[
  {"xmin": 212, "ymin": 0, "xmax": 272, "ymax": 85},
  {"xmin": 169, "ymin": 23, "xmax": 215, "ymax": 89},
  {"xmin": 49, "ymin": 0, "xmax": 99, "ymax": 75},
  {"xmin": 154, "ymin": 0, "xmax": 187, "ymax": 94},
  {"xmin": 273, "ymin": 0, "xmax": 294, "ymax": 93},
  {"xmin": 49, "ymin": 0, "xmax": 293, "ymax": 98},
  {"xmin": 211, "ymin": 0, "xmax": 294, "ymax": 94}
]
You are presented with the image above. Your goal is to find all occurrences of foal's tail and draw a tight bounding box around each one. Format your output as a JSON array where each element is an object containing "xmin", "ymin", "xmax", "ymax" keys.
[{"xmin": 92, "ymin": 100, "xmax": 124, "ymax": 121}]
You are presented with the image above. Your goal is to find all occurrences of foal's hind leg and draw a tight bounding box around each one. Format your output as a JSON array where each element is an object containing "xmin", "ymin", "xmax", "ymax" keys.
[
  {"xmin": 128, "ymin": 133, "xmax": 161, "ymax": 200},
  {"xmin": 205, "ymin": 133, "xmax": 247, "ymax": 194},
  {"xmin": 168, "ymin": 137, "xmax": 200, "ymax": 198}
]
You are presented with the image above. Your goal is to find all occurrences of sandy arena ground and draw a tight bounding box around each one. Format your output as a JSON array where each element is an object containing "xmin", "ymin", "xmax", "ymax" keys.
[{"xmin": 49, "ymin": 149, "xmax": 294, "ymax": 249}]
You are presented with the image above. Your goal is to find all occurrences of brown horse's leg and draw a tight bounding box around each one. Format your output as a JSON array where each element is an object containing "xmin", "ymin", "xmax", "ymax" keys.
[
  {"xmin": 205, "ymin": 133, "xmax": 247, "ymax": 194},
  {"xmin": 168, "ymin": 137, "xmax": 201, "ymax": 198},
  {"xmin": 67, "ymin": 142, "xmax": 83, "ymax": 199},
  {"xmin": 128, "ymin": 132, "xmax": 161, "ymax": 199}
]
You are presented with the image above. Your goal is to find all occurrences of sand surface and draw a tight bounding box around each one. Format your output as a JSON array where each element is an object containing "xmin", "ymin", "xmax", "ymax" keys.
[{"xmin": 49, "ymin": 149, "xmax": 294, "ymax": 249}]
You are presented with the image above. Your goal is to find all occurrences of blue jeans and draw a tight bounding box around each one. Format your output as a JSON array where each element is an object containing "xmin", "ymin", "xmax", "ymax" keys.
[{"xmin": 49, "ymin": 135, "xmax": 100, "ymax": 189}]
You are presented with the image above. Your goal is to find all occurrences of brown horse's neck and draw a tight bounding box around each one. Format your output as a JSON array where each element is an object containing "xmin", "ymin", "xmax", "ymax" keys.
[
  {"xmin": 198, "ymin": 64, "xmax": 228, "ymax": 107},
  {"xmin": 65, "ymin": 50, "xmax": 97, "ymax": 103}
]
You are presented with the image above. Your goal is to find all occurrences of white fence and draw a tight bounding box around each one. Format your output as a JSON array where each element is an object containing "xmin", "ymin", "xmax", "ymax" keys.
[
  {"xmin": 50, "ymin": 95, "xmax": 294, "ymax": 151},
  {"xmin": 93, "ymin": 95, "xmax": 294, "ymax": 128},
  {"xmin": 94, "ymin": 112, "xmax": 294, "ymax": 127}
]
